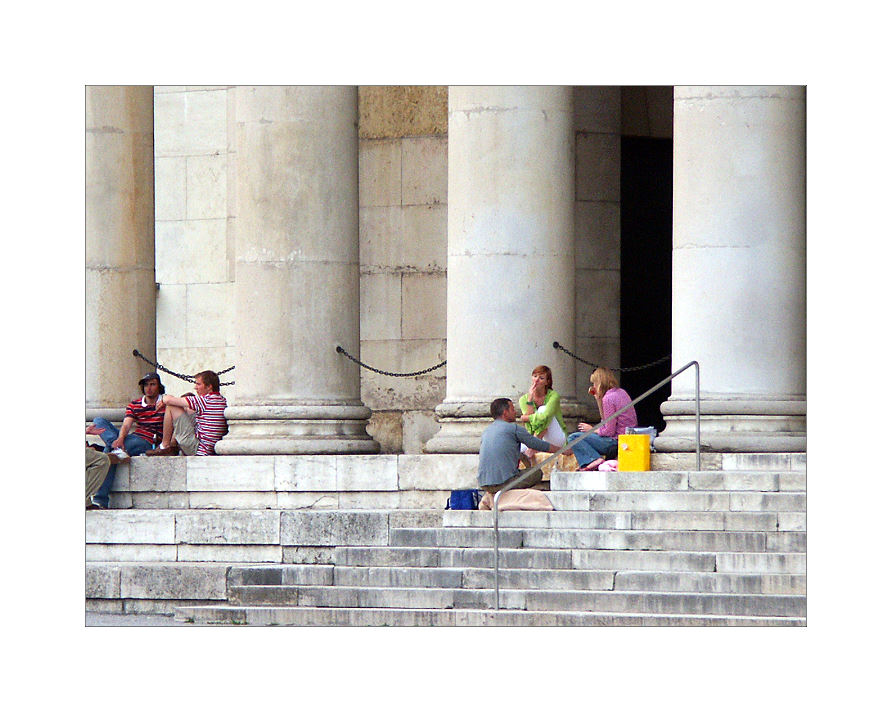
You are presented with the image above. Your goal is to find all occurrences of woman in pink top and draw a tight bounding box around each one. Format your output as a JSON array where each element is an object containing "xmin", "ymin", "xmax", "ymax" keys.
[{"xmin": 568, "ymin": 367, "xmax": 637, "ymax": 471}]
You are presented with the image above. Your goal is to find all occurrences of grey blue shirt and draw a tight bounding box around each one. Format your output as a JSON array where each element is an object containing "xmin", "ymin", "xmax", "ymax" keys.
[{"xmin": 477, "ymin": 419, "xmax": 554, "ymax": 487}]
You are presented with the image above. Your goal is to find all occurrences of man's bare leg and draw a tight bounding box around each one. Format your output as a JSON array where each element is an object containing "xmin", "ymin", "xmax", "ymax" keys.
[{"xmin": 158, "ymin": 404, "xmax": 187, "ymax": 449}]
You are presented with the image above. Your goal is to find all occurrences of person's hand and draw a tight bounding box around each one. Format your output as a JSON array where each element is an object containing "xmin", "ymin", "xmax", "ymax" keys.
[
  {"xmin": 112, "ymin": 436, "xmax": 125, "ymax": 450},
  {"xmin": 577, "ymin": 422, "xmax": 593, "ymax": 432},
  {"xmin": 529, "ymin": 383, "xmax": 545, "ymax": 403}
]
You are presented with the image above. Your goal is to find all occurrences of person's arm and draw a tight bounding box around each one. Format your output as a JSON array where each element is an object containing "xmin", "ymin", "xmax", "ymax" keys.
[
  {"xmin": 112, "ymin": 416, "xmax": 136, "ymax": 450},
  {"xmin": 160, "ymin": 393, "xmax": 193, "ymax": 409},
  {"xmin": 523, "ymin": 390, "xmax": 562, "ymax": 434},
  {"xmin": 515, "ymin": 425, "xmax": 559, "ymax": 453}
]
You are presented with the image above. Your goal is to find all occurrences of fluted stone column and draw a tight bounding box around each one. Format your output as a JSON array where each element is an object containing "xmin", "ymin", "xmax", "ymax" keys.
[
  {"xmin": 425, "ymin": 86, "xmax": 583, "ymax": 453},
  {"xmin": 657, "ymin": 86, "xmax": 806, "ymax": 452},
  {"xmin": 85, "ymin": 86, "xmax": 156, "ymax": 421},
  {"xmin": 216, "ymin": 86, "xmax": 378, "ymax": 455}
]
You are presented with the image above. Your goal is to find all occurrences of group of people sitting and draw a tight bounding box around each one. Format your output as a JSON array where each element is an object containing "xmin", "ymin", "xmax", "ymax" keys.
[
  {"xmin": 478, "ymin": 364, "xmax": 638, "ymax": 495},
  {"xmin": 85, "ymin": 362, "xmax": 633, "ymax": 511},
  {"xmin": 85, "ymin": 370, "xmax": 228, "ymax": 509}
]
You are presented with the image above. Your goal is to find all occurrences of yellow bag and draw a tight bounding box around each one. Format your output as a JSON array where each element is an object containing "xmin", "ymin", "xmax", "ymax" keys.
[{"xmin": 618, "ymin": 434, "xmax": 651, "ymax": 471}]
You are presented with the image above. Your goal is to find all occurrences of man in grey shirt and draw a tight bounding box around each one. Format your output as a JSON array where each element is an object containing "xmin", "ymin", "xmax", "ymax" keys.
[{"xmin": 478, "ymin": 398, "xmax": 560, "ymax": 493}]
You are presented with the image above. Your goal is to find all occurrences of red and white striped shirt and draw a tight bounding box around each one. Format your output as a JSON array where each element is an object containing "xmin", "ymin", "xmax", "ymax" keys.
[
  {"xmin": 125, "ymin": 397, "xmax": 166, "ymax": 444},
  {"xmin": 184, "ymin": 392, "xmax": 228, "ymax": 455}
]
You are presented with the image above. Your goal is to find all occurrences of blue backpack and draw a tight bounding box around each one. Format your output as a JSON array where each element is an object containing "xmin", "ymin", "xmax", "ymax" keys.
[{"xmin": 446, "ymin": 489, "xmax": 482, "ymax": 510}]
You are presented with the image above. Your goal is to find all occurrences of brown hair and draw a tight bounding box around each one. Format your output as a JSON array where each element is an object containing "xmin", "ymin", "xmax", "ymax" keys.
[
  {"xmin": 589, "ymin": 367, "xmax": 619, "ymax": 399},
  {"xmin": 531, "ymin": 365, "xmax": 553, "ymax": 391},
  {"xmin": 194, "ymin": 370, "xmax": 220, "ymax": 393}
]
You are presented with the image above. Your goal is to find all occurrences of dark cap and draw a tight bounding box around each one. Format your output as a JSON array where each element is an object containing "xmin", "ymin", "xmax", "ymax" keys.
[{"xmin": 138, "ymin": 372, "xmax": 162, "ymax": 386}]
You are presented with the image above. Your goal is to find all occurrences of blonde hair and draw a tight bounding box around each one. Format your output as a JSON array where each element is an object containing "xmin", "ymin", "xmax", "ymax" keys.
[{"xmin": 589, "ymin": 367, "xmax": 619, "ymax": 398}]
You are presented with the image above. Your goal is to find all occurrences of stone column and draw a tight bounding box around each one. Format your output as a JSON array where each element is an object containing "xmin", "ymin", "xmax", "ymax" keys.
[
  {"xmin": 657, "ymin": 86, "xmax": 806, "ymax": 452},
  {"xmin": 216, "ymin": 86, "xmax": 378, "ymax": 455},
  {"xmin": 425, "ymin": 86, "xmax": 583, "ymax": 453},
  {"xmin": 85, "ymin": 86, "xmax": 156, "ymax": 421}
]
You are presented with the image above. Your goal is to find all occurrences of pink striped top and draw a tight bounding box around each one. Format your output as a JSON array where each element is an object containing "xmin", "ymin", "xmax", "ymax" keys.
[{"xmin": 598, "ymin": 387, "xmax": 638, "ymax": 439}]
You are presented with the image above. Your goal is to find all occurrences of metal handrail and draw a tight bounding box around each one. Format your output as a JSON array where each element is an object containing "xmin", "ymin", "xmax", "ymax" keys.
[{"xmin": 491, "ymin": 360, "xmax": 700, "ymax": 610}]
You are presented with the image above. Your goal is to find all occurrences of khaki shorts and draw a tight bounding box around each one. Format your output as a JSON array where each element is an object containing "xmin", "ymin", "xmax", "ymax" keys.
[{"xmin": 173, "ymin": 411, "xmax": 199, "ymax": 456}]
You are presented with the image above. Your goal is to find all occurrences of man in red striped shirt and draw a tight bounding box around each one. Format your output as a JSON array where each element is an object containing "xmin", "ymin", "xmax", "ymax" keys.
[
  {"xmin": 86, "ymin": 372, "xmax": 167, "ymax": 508},
  {"xmin": 148, "ymin": 370, "xmax": 228, "ymax": 456}
]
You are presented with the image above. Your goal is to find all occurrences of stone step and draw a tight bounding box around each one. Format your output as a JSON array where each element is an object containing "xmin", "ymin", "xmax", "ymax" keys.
[
  {"xmin": 715, "ymin": 552, "xmax": 807, "ymax": 574},
  {"xmin": 546, "ymin": 491, "xmax": 805, "ymax": 512},
  {"xmin": 331, "ymin": 544, "xmax": 805, "ymax": 572},
  {"xmin": 613, "ymin": 571, "xmax": 805, "ymax": 595},
  {"xmin": 389, "ymin": 527, "xmax": 806, "ymax": 552},
  {"xmin": 236, "ymin": 564, "xmax": 803, "ymax": 595},
  {"xmin": 226, "ymin": 583, "xmax": 805, "ymax": 617},
  {"xmin": 445, "ymin": 509, "xmax": 803, "ymax": 531},
  {"xmin": 334, "ymin": 545, "xmax": 575, "ymax": 569},
  {"xmin": 550, "ymin": 470, "xmax": 805, "ymax": 492},
  {"xmin": 175, "ymin": 604, "xmax": 805, "ymax": 626}
]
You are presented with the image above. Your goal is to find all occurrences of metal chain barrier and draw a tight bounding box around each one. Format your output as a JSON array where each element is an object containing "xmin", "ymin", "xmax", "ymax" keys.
[
  {"xmin": 552, "ymin": 341, "xmax": 670, "ymax": 373},
  {"xmin": 132, "ymin": 349, "xmax": 235, "ymax": 386},
  {"xmin": 335, "ymin": 345, "xmax": 446, "ymax": 377}
]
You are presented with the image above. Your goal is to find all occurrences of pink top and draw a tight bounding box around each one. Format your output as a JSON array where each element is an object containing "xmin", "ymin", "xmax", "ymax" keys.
[{"xmin": 598, "ymin": 387, "xmax": 638, "ymax": 438}]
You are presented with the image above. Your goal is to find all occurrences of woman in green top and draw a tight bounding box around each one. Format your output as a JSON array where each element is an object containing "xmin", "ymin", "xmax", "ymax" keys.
[{"xmin": 517, "ymin": 365, "xmax": 567, "ymax": 456}]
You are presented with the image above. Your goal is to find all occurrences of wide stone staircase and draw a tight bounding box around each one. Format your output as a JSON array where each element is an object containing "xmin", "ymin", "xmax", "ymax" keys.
[{"xmin": 85, "ymin": 452, "xmax": 805, "ymax": 625}]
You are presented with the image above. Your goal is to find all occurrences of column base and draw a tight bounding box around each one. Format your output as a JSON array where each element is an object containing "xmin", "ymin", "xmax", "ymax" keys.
[
  {"xmin": 215, "ymin": 404, "xmax": 380, "ymax": 455},
  {"xmin": 424, "ymin": 398, "xmax": 592, "ymax": 454},
  {"xmin": 655, "ymin": 396, "xmax": 806, "ymax": 453}
]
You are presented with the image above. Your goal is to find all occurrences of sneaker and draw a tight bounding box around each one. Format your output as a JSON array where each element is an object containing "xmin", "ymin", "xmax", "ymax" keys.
[
  {"xmin": 88, "ymin": 498, "xmax": 108, "ymax": 510},
  {"xmin": 110, "ymin": 448, "xmax": 129, "ymax": 459}
]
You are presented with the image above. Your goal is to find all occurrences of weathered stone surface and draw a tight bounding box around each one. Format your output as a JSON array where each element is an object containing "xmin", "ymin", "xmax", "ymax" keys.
[
  {"xmin": 120, "ymin": 563, "xmax": 229, "ymax": 600},
  {"xmin": 777, "ymin": 512, "xmax": 806, "ymax": 531},
  {"xmin": 400, "ymin": 411, "xmax": 440, "ymax": 455},
  {"xmin": 174, "ymin": 510, "xmax": 281, "ymax": 545},
  {"xmin": 275, "ymin": 492, "xmax": 339, "ymax": 509},
  {"xmin": 274, "ymin": 456, "xmax": 339, "ymax": 491},
  {"xmin": 188, "ymin": 456, "xmax": 275, "ymax": 491},
  {"xmin": 188, "ymin": 492, "xmax": 279, "ymax": 509},
  {"xmin": 716, "ymin": 553, "xmax": 805, "ymax": 574},
  {"xmin": 86, "ymin": 511, "xmax": 176, "ymax": 544},
  {"xmin": 282, "ymin": 546, "xmax": 336, "ymax": 565},
  {"xmin": 401, "ymin": 136, "xmax": 447, "ymax": 205},
  {"xmin": 729, "ymin": 493, "xmax": 805, "ymax": 512},
  {"xmin": 130, "ymin": 457, "xmax": 189, "ymax": 492},
  {"xmin": 130, "ymin": 492, "xmax": 190, "ymax": 509},
  {"xmin": 86, "ymin": 544, "xmax": 177, "ymax": 562},
  {"xmin": 86, "ymin": 563, "xmax": 121, "ymax": 598},
  {"xmin": 359, "ymin": 139, "xmax": 401, "ymax": 207},
  {"xmin": 177, "ymin": 545, "xmax": 283, "ymax": 563},
  {"xmin": 397, "ymin": 453, "xmax": 478, "ymax": 490},
  {"xmin": 337, "ymin": 455, "xmax": 399, "ymax": 491},
  {"xmin": 358, "ymin": 86, "xmax": 447, "ymax": 139},
  {"xmin": 688, "ymin": 472, "xmax": 779, "ymax": 491},
  {"xmin": 280, "ymin": 511, "xmax": 389, "ymax": 546},
  {"xmin": 588, "ymin": 491, "xmax": 732, "ymax": 512}
]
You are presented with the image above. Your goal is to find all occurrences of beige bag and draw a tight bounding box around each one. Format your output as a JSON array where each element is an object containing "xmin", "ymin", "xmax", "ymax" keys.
[
  {"xmin": 479, "ymin": 488, "xmax": 554, "ymax": 511},
  {"xmin": 519, "ymin": 450, "xmax": 578, "ymax": 480}
]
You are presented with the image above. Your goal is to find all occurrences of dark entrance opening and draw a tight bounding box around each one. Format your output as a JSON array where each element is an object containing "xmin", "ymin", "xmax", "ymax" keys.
[{"xmin": 620, "ymin": 136, "xmax": 673, "ymax": 432}]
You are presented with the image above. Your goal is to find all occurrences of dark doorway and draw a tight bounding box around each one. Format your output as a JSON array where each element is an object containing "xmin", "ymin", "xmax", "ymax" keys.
[{"xmin": 620, "ymin": 136, "xmax": 673, "ymax": 431}]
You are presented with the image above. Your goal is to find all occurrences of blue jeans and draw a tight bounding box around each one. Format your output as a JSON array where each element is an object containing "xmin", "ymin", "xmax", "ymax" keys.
[
  {"xmin": 568, "ymin": 430, "xmax": 618, "ymax": 467},
  {"xmin": 91, "ymin": 417, "xmax": 152, "ymax": 507}
]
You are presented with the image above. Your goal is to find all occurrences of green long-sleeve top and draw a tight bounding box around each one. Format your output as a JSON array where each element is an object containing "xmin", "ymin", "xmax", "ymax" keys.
[{"xmin": 519, "ymin": 388, "xmax": 567, "ymax": 438}]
